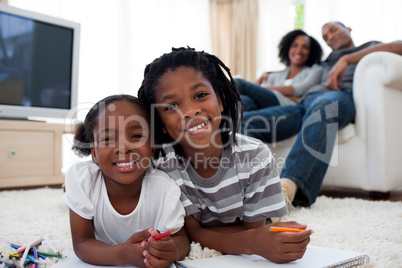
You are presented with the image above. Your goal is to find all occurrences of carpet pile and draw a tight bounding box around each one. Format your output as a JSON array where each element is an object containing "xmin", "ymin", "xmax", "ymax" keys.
[{"xmin": 0, "ymin": 187, "xmax": 400, "ymax": 267}]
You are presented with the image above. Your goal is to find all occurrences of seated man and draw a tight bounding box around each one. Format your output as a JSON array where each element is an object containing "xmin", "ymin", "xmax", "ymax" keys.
[{"xmin": 241, "ymin": 21, "xmax": 402, "ymax": 207}]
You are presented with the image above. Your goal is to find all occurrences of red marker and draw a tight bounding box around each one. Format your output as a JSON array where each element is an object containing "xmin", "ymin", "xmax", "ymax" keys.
[{"xmin": 152, "ymin": 230, "xmax": 174, "ymax": 240}]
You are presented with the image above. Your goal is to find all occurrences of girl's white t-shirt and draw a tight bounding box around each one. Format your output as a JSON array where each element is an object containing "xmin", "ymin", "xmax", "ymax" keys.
[{"xmin": 63, "ymin": 161, "xmax": 185, "ymax": 245}]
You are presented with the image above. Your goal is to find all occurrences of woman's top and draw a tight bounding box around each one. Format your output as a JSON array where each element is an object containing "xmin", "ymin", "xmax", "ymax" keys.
[
  {"xmin": 63, "ymin": 160, "xmax": 185, "ymax": 245},
  {"xmin": 262, "ymin": 64, "xmax": 323, "ymax": 105},
  {"xmin": 155, "ymin": 134, "xmax": 287, "ymax": 228}
]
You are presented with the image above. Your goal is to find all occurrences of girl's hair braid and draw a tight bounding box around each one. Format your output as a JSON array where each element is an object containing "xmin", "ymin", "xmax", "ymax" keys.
[{"xmin": 72, "ymin": 94, "xmax": 148, "ymax": 157}]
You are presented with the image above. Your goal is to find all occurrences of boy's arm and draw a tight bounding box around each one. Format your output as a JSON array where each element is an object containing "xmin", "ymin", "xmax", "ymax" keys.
[
  {"xmin": 184, "ymin": 215, "xmax": 313, "ymax": 264},
  {"xmin": 326, "ymin": 41, "xmax": 402, "ymax": 90},
  {"xmin": 69, "ymin": 209, "xmax": 149, "ymax": 267}
]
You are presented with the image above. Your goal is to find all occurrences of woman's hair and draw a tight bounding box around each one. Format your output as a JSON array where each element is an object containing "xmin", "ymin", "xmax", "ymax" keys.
[
  {"xmin": 278, "ymin": 29, "xmax": 323, "ymax": 67},
  {"xmin": 138, "ymin": 47, "xmax": 242, "ymax": 156},
  {"xmin": 72, "ymin": 94, "xmax": 148, "ymax": 157}
]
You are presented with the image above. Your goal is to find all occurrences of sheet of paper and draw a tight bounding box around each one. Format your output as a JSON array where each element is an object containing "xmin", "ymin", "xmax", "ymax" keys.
[
  {"xmin": 51, "ymin": 250, "xmax": 133, "ymax": 268},
  {"xmin": 177, "ymin": 245, "xmax": 369, "ymax": 268},
  {"xmin": 52, "ymin": 250, "xmax": 176, "ymax": 268}
]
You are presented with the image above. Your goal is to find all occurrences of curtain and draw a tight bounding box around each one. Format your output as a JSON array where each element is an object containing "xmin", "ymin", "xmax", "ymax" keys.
[{"xmin": 210, "ymin": 0, "xmax": 259, "ymax": 81}]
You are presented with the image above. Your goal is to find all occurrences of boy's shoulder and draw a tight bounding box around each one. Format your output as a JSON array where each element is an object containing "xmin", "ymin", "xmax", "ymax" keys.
[{"xmin": 233, "ymin": 133, "xmax": 270, "ymax": 151}]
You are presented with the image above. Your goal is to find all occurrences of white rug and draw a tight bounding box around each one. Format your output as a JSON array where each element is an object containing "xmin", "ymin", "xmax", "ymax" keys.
[{"xmin": 0, "ymin": 187, "xmax": 401, "ymax": 267}]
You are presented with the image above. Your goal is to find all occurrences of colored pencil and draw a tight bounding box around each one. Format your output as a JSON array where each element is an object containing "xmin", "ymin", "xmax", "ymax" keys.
[
  {"xmin": 269, "ymin": 226, "xmax": 305, "ymax": 232},
  {"xmin": 36, "ymin": 251, "xmax": 66, "ymax": 258},
  {"xmin": 19, "ymin": 242, "xmax": 31, "ymax": 267},
  {"xmin": 152, "ymin": 230, "xmax": 174, "ymax": 240},
  {"xmin": 16, "ymin": 238, "xmax": 43, "ymax": 254},
  {"xmin": 43, "ymin": 238, "xmax": 59, "ymax": 255},
  {"xmin": 0, "ymin": 259, "xmax": 15, "ymax": 267}
]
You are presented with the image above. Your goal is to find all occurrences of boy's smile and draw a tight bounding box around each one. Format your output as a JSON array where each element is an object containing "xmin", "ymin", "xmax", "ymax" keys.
[{"xmin": 155, "ymin": 66, "xmax": 224, "ymax": 152}]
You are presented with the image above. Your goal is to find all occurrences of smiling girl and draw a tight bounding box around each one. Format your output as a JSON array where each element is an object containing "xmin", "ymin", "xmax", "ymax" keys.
[{"xmin": 63, "ymin": 95, "xmax": 188, "ymax": 267}]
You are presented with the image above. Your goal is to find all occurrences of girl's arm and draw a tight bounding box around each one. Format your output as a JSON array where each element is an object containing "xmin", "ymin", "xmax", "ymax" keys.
[
  {"xmin": 184, "ymin": 215, "xmax": 313, "ymax": 264},
  {"xmin": 69, "ymin": 209, "xmax": 149, "ymax": 267}
]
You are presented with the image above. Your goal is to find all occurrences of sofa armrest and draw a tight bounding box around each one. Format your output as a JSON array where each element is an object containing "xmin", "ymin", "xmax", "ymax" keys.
[
  {"xmin": 353, "ymin": 51, "xmax": 402, "ymax": 141},
  {"xmin": 353, "ymin": 51, "xmax": 402, "ymax": 189}
]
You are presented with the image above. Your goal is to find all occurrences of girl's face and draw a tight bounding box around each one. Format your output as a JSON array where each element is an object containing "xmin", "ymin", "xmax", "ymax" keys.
[
  {"xmin": 288, "ymin": 35, "xmax": 311, "ymax": 67},
  {"xmin": 90, "ymin": 100, "xmax": 153, "ymax": 187},
  {"xmin": 154, "ymin": 66, "xmax": 224, "ymax": 152}
]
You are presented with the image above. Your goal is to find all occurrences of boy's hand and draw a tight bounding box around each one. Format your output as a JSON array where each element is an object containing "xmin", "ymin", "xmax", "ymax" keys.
[{"xmin": 251, "ymin": 221, "xmax": 312, "ymax": 264}]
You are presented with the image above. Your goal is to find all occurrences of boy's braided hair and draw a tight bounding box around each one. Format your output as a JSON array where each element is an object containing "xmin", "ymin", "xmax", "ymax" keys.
[{"xmin": 138, "ymin": 47, "xmax": 242, "ymax": 156}]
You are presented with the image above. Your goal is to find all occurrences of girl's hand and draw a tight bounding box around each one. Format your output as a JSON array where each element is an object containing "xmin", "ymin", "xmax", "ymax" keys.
[
  {"xmin": 141, "ymin": 228, "xmax": 178, "ymax": 268},
  {"xmin": 120, "ymin": 229, "xmax": 153, "ymax": 267},
  {"xmin": 250, "ymin": 221, "xmax": 312, "ymax": 264}
]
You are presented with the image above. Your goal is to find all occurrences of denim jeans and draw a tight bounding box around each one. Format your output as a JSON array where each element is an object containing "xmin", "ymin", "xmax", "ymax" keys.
[
  {"xmin": 241, "ymin": 90, "xmax": 355, "ymax": 206},
  {"xmin": 235, "ymin": 78, "xmax": 279, "ymax": 111}
]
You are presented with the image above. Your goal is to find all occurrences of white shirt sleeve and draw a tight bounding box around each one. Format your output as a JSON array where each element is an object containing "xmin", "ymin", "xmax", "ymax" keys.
[{"xmin": 62, "ymin": 161, "xmax": 103, "ymax": 220}]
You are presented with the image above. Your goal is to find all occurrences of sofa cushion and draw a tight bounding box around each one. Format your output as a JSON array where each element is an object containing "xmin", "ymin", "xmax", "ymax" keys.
[{"xmin": 269, "ymin": 123, "xmax": 356, "ymax": 148}]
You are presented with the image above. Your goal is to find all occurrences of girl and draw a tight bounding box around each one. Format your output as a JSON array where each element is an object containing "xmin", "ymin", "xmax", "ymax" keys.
[
  {"xmin": 63, "ymin": 95, "xmax": 189, "ymax": 268},
  {"xmin": 236, "ymin": 29, "xmax": 323, "ymax": 109},
  {"xmin": 138, "ymin": 47, "xmax": 313, "ymax": 264}
]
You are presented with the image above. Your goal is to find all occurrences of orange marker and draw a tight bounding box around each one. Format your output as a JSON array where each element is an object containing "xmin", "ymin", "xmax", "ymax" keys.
[
  {"xmin": 270, "ymin": 227, "xmax": 305, "ymax": 232},
  {"xmin": 152, "ymin": 230, "xmax": 174, "ymax": 240}
]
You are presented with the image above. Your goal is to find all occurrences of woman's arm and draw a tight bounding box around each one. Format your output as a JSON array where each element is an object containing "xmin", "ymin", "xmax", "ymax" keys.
[
  {"xmin": 264, "ymin": 65, "xmax": 323, "ymax": 97},
  {"xmin": 69, "ymin": 209, "xmax": 149, "ymax": 267}
]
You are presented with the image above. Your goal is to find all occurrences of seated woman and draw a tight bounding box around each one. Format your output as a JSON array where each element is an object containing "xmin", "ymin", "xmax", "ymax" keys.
[{"xmin": 236, "ymin": 29, "xmax": 323, "ymax": 110}]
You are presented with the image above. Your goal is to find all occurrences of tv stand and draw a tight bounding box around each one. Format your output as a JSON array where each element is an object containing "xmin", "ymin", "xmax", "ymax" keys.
[{"xmin": 0, "ymin": 119, "xmax": 74, "ymax": 189}]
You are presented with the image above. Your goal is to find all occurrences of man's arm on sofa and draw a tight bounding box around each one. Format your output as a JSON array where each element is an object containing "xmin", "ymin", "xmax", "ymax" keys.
[{"xmin": 326, "ymin": 41, "xmax": 402, "ymax": 90}]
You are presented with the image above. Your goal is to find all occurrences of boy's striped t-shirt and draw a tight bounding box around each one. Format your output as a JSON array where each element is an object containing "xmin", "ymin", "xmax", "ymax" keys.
[{"xmin": 155, "ymin": 133, "xmax": 287, "ymax": 227}]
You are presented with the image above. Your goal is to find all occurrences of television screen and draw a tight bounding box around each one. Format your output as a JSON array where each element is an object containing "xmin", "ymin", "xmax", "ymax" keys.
[{"xmin": 0, "ymin": 3, "xmax": 79, "ymax": 120}]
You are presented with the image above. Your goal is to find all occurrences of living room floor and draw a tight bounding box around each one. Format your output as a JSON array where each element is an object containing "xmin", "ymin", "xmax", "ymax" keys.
[
  {"xmin": 319, "ymin": 188, "xmax": 402, "ymax": 202},
  {"xmin": 2, "ymin": 185, "xmax": 402, "ymax": 202}
]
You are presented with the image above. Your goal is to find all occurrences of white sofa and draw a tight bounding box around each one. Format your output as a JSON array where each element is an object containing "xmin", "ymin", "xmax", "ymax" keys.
[{"xmin": 269, "ymin": 51, "xmax": 402, "ymax": 195}]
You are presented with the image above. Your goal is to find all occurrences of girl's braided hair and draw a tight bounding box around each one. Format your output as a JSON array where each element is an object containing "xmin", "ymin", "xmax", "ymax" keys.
[
  {"xmin": 138, "ymin": 47, "xmax": 242, "ymax": 157},
  {"xmin": 72, "ymin": 94, "xmax": 148, "ymax": 157}
]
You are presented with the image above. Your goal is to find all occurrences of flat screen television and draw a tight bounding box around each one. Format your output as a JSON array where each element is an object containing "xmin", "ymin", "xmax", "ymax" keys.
[{"xmin": 0, "ymin": 3, "xmax": 80, "ymax": 120}]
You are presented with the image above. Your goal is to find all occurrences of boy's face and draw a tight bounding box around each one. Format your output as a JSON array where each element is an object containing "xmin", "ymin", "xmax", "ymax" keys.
[
  {"xmin": 154, "ymin": 66, "xmax": 224, "ymax": 151},
  {"xmin": 90, "ymin": 100, "xmax": 153, "ymax": 186}
]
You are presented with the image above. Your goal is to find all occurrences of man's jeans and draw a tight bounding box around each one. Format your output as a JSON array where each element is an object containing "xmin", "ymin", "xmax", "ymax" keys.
[{"xmin": 241, "ymin": 90, "xmax": 355, "ymax": 206}]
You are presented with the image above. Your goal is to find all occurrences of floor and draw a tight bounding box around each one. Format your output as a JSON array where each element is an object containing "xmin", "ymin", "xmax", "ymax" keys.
[{"xmin": 2, "ymin": 185, "xmax": 402, "ymax": 202}]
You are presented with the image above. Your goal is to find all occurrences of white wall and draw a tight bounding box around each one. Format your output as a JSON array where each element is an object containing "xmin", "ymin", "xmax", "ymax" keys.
[{"xmin": 9, "ymin": 0, "xmax": 211, "ymax": 120}]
